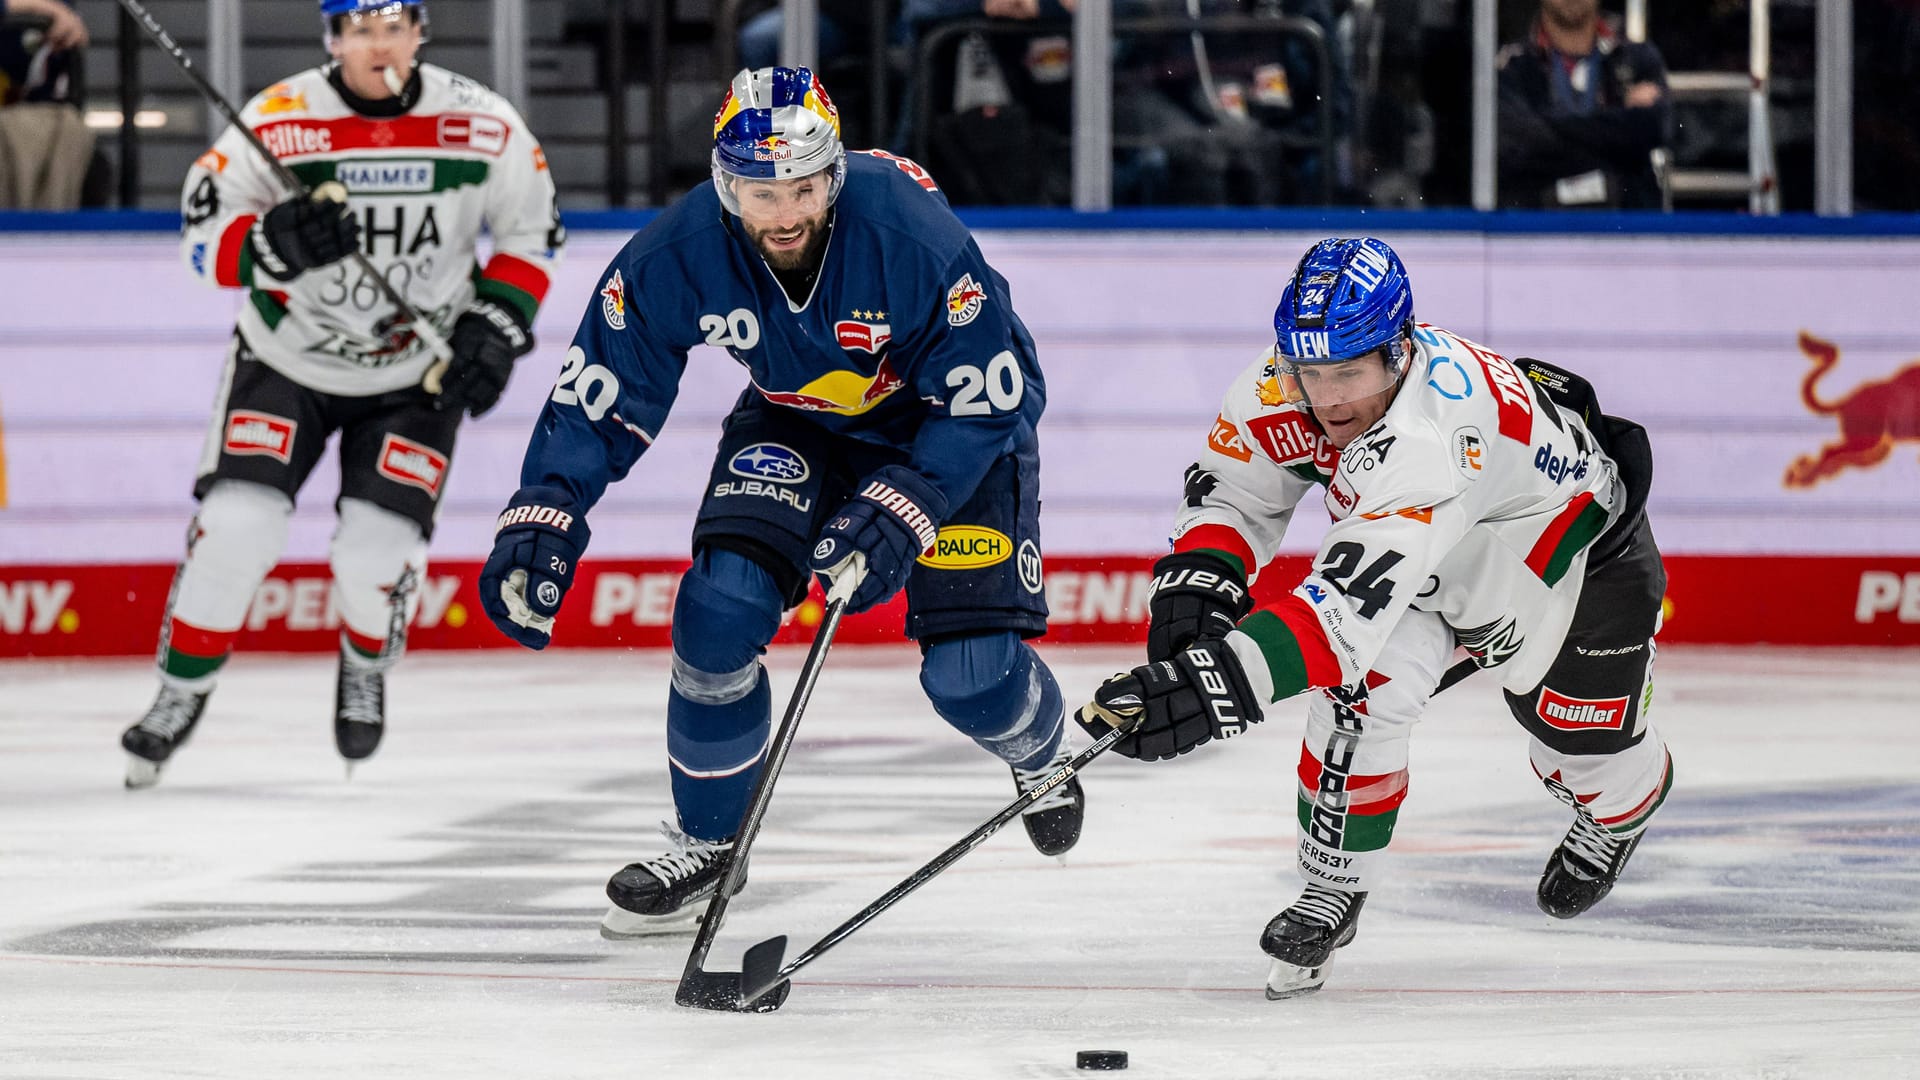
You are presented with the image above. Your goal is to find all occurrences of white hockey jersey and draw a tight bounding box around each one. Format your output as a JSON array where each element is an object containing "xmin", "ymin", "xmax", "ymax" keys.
[
  {"xmin": 1172, "ymin": 323, "xmax": 1627, "ymax": 701},
  {"xmin": 179, "ymin": 63, "xmax": 563, "ymax": 396}
]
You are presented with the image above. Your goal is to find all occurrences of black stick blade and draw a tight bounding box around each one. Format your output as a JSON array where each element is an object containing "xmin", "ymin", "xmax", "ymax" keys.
[
  {"xmin": 740, "ymin": 934, "xmax": 791, "ymax": 1006},
  {"xmin": 675, "ymin": 968, "xmax": 745, "ymax": 1011}
]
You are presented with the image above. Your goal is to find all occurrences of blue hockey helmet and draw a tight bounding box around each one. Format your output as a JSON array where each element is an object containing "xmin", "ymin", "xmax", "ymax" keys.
[
  {"xmin": 1271, "ymin": 237, "xmax": 1416, "ymax": 407},
  {"xmin": 321, "ymin": 0, "xmax": 423, "ymax": 17},
  {"xmin": 321, "ymin": 0, "xmax": 427, "ymax": 42},
  {"xmin": 711, "ymin": 66, "xmax": 846, "ymax": 216}
]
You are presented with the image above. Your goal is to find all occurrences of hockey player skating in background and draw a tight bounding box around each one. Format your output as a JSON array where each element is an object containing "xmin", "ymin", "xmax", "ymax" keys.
[
  {"xmin": 1077, "ymin": 237, "xmax": 1671, "ymax": 997},
  {"xmin": 478, "ymin": 67, "xmax": 1083, "ymax": 938},
  {"xmin": 121, "ymin": 0, "xmax": 563, "ymax": 787}
]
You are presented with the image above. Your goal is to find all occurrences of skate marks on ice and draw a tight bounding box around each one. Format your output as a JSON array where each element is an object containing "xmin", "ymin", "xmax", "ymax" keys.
[
  {"xmin": 1393, "ymin": 780, "xmax": 1920, "ymax": 954},
  {"xmin": 0, "ymin": 735, "xmax": 1075, "ymax": 969}
]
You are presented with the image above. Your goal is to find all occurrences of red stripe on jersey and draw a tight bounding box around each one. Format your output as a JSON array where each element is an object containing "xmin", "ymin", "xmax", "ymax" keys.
[
  {"xmin": 1525, "ymin": 491, "xmax": 1597, "ymax": 578},
  {"xmin": 1296, "ymin": 747, "xmax": 1410, "ymax": 814},
  {"xmin": 252, "ymin": 113, "xmax": 514, "ymax": 159},
  {"xmin": 481, "ymin": 252, "xmax": 550, "ymax": 304},
  {"xmin": 1270, "ymin": 593, "xmax": 1344, "ymax": 689},
  {"xmin": 1173, "ymin": 523, "xmax": 1257, "ymax": 576},
  {"xmin": 167, "ymin": 616, "xmax": 236, "ymax": 659},
  {"xmin": 214, "ymin": 214, "xmax": 256, "ymax": 287}
]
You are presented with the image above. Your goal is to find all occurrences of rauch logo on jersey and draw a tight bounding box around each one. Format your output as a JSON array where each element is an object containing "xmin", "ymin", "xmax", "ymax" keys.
[
  {"xmin": 377, "ymin": 434, "xmax": 447, "ymax": 496},
  {"xmin": 1535, "ymin": 687, "xmax": 1629, "ymax": 732},
  {"xmin": 916, "ymin": 525, "xmax": 1013, "ymax": 570},
  {"xmin": 1784, "ymin": 330, "xmax": 1920, "ymax": 488},
  {"xmin": 728, "ymin": 443, "xmax": 809, "ymax": 484},
  {"xmin": 224, "ymin": 411, "xmax": 295, "ymax": 463}
]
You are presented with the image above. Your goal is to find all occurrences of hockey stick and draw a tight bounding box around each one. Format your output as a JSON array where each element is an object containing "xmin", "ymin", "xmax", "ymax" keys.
[
  {"xmin": 735, "ymin": 713, "xmax": 1139, "ymax": 1008},
  {"xmin": 114, "ymin": 0, "xmax": 456, "ymax": 393},
  {"xmin": 734, "ymin": 653, "xmax": 1485, "ymax": 1008},
  {"xmin": 673, "ymin": 562, "xmax": 863, "ymax": 1013}
]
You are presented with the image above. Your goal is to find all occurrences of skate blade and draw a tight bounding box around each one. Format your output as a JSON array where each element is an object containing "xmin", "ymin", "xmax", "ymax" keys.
[
  {"xmin": 1264, "ymin": 959, "xmax": 1330, "ymax": 1000},
  {"xmin": 124, "ymin": 755, "xmax": 163, "ymax": 790},
  {"xmin": 598, "ymin": 903, "xmax": 723, "ymax": 941}
]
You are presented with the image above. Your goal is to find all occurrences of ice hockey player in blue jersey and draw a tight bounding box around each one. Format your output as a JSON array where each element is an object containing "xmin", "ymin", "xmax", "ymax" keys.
[{"xmin": 478, "ymin": 66, "xmax": 1083, "ymax": 937}]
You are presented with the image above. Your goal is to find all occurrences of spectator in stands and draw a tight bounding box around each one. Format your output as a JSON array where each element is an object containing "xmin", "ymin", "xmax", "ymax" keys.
[
  {"xmin": 0, "ymin": 0, "xmax": 95, "ymax": 208},
  {"xmin": 738, "ymin": 0, "xmax": 871, "ymax": 71},
  {"xmin": 1112, "ymin": 0, "xmax": 1350, "ymax": 207},
  {"xmin": 895, "ymin": 0, "xmax": 1077, "ymax": 204},
  {"xmin": 1497, "ymin": 0, "xmax": 1671, "ymax": 210}
]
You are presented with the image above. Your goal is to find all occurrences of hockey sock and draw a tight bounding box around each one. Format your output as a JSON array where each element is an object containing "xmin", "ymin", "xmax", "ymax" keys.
[
  {"xmin": 667, "ymin": 666, "xmax": 772, "ymax": 841},
  {"xmin": 331, "ymin": 498, "xmax": 426, "ymax": 666},
  {"xmin": 665, "ymin": 547, "xmax": 785, "ymax": 841},
  {"xmin": 158, "ymin": 480, "xmax": 292, "ymax": 686},
  {"xmin": 921, "ymin": 634, "xmax": 1065, "ymax": 770}
]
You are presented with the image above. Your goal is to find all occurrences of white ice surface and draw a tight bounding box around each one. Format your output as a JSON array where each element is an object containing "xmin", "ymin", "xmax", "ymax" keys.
[{"xmin": 3, "ymin": 645, "xmax": 1917, "ymax": 1079}]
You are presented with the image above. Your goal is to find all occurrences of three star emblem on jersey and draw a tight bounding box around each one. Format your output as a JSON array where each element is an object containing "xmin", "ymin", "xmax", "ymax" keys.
[
  {"xmin": 945, "ymin": 274, "xmax": 987, "ymax": 327},
  {"xmin": 600, "ymin": 270, "xmax": 627, "ymax": 330}
]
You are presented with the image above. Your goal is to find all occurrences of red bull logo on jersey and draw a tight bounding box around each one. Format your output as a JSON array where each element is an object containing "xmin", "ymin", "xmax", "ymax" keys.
[
  {"xmin": 946, "ymin": 274, "xmax": 987, "ymax": 327},
  {"xmin": 224, "ymin": 411, "xmax": 295, "ymax": 463},
  {"xmin": 754, "ymin": 357, "xmax": 904, "ymax": 416},
  {"xmin": 1784, "ymin": 331, "xmax": 1920, "ymax": 488},
  {"xmin": 600, "ymin": 270, "xmax": 627, "ymax": 331}
]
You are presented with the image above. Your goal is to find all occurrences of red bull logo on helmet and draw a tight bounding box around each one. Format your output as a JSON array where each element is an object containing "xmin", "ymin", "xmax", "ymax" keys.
[{"xmin": 754, "ymin": 134, "xmax": 791, "ymax": 161}]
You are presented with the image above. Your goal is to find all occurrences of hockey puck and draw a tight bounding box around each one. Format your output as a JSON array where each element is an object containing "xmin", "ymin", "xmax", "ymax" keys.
[{"xmin": 1076, "ymin": 1050, "xmax": 1128, "ymax": 1071}]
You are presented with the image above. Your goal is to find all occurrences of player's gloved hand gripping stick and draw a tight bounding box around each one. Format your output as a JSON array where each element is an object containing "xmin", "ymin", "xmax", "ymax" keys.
[{"xmin": 115, "ymin": 0, "xmax": 458, "ymax": 397}]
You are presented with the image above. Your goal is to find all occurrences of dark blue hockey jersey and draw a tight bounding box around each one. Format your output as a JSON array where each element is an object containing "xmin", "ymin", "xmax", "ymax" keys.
[{"xmin": 519, "ymin": 151, "xmax": 1046, "ymax": 517}]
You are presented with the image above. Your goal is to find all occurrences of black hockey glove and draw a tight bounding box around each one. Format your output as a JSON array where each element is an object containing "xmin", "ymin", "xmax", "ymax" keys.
[
  {"xmin": 252, "ymin": 182, "xmax": 360, "ymax": 280},
  {"xmin": 479, "ymin": 487, "xmax": 590, "ymax": 650},
  {"xmin": 1075, "ymin": 639, "xmax": 1265, "ymax": 762},
  {"xmin": 808, "ymin": 464, "xmax": 948, "ymax": 615},
  {"xmin": 436, "ymin": 299, "xmax": 534, "ymax": 418},
  {"xmin": 1146, "ymin": 550, "xmax": 1252, "ymax": 663}
]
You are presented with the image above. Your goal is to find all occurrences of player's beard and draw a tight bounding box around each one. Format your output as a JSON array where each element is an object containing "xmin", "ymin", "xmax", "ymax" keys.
[{"xmin": 745, "ymin": 210, "xmax": 832, "ymax": 273}]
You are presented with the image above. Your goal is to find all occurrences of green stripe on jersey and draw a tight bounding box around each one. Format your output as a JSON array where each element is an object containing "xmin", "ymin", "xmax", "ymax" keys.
[
  {"xmin": 1235, "ymin": 610, "xmax": 1311, "ymax": 702},
  {"xmin": 1542, "ymin": 499, "xmax": 1612, "ymax": 586},
  {"xmin": 290, "ymin": 158, "xmax": 491, "ymax": 194},
  {"xmin": 248, "ymin": 289, "xmax": 288, "ymax": 330}
]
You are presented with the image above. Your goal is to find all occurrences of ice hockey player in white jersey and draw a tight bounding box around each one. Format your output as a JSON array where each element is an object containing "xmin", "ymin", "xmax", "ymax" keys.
[
  {"xmin": 120, "ymin": 0, "xmax": 563, "ymax": 787},
  {"xmin": 1077, "ymin": 237, "xmax": 1672, "ymax": 998}
]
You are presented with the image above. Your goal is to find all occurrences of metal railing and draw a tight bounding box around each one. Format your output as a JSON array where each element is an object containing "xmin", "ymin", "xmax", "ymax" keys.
[{"xmin": 911, "ymin": 12, "xmax": 1334, "ymax": 206}]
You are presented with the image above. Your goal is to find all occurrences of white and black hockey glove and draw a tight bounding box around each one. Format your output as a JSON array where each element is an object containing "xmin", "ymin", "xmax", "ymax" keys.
[
  {"xmin": 437, "ymin": 299, "xmax": 534, "ymax": 418},
  {"xmin": 1146, "ymin": 550, "xmax": 1252, "ymax": 663},
  {"xmin": 1076, "ymin": 640, "xmax": 1265, "ymax": 762},
  {"xmin": 251, "ymin": 182, "xmax": 360, "ymax": 280}
]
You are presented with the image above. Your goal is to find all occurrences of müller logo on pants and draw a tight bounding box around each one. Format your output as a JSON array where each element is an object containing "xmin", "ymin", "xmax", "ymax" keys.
[
  {"xmin": 225, "ymin": 411, "xmax": 295, "ymax": 463},
  {"xmin": 1536, "ymin": 686, "xmax": 1629, "ymax": 732},
  {"xmin": 378, "ymin": 434, "xmax": 447, "ymax": 496}
]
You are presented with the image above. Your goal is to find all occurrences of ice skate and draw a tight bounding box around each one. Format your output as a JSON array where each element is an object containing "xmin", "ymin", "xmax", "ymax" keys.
[
  {"xmin": 1010, "ymin": 743, "xmax": 1086, "ymax": 859},
  {"xmin": 334, "ymin": 652, "xmax": 386, "ymax": 774},
  {"xmin": 1261, "ymin": 884, "xmax": 1368, "ymax": 999},
  {"xmin": 1538, "ymin": 810, "xmax": 1644, "ymax": 919},
  {"xmin": 600, "ymin": 823, "xmax": 746, "ymax": 939},
  {"xmin": 121, "ymin": 684, "xmax": 210, "ymax": 789}
]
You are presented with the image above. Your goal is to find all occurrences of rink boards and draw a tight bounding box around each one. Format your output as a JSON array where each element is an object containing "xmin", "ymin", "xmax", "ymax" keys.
[{"xmin": 4, "ymin": 226, "xmax": 1920, "ymax": 653}]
